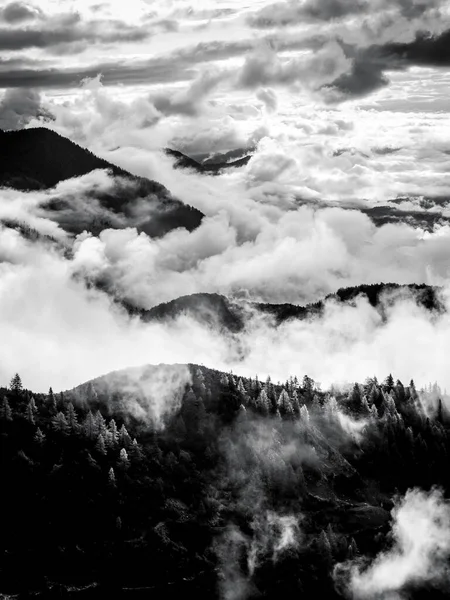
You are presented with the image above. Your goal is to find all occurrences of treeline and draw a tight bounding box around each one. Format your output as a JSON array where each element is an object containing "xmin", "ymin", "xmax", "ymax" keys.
[{"xmin": 1, "ymin": 367, "xmax": 450, "ymax": 599}]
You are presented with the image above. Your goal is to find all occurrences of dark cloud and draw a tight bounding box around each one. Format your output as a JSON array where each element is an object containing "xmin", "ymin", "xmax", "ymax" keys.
[
  {"xmin": 0, "ymin": 88, "xmax": 54, "ymax": 130},
  {"xmin": 385, "ymin": 28, "xmax": 450, "ymax": 67},
  {"xmin": 0, "ymin": 1, "xmax": 42, "ymax": 23},
  {"xmin": 0, "ymin": 32, "xmax": 328, "ymax": 90},
  {"xmin": 323, "ymin": 29, "xmax": 450, "ymax": 101},
  {"xmin": 0, "ymin": 16, "xmax": 151, "ymax": 52},
  {"xmin": 0, "ymin": 57, "xmax": 197, "ymax": 89},
  {"xmin": 248, "ymin": 0, "xmax": 446, "ymax": 28},
  {"xmin": 247, "ymin": 0, "xmax": 367, "ymax": 28}
]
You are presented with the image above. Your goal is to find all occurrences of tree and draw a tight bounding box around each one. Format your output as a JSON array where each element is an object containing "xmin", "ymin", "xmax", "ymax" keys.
[
  {"xmin": 278, "ymin": 389, "xmax": 294, "ymax": 418},
  {"xmin": 48, "ymin": 387, "xmax": 57, "ymax": 413},
  {"xmin": 34, "ymin": 428, "xmax": 46, "ymax": 445},
  {"xmin": 95, "ymin": 433, "xmax": 107, "ymax": 456},
  {"xmin": 437, "ymin": 398, "xmax": 445, "ymax": 424},
  {"xmin": 0, "ymin": 397, "xmax": 12, "ymax": 421},
  {"xmin": 65, "ymin": 402, "xmax": 79, "ymax": 433},
  {"xmin": 384, "ymin": 374, "xmax": 394, "ymax": 393},
  {"xmin": 52, "ymin": 411, "xmax": 69, "ymax": 434},
  {"xmin": 108, "ymin": 419, "xmax": 119, "ymax": 445},
  {"xmin": 108, "ymin": 467, "xmax": 116, "ymax": 487},
  {"xmin": 10, "ymin": 373, "xmax": 23, "ymax": 394},
  {"xmin": 255, "ymin": 389, "xmax": 270, "ymax": 415},
  {"xmin": 119, "ymin": 448, "xmax": 130, "ymax": 470},
  {"xmin": 119, "ymin": 424, "xmax": 131, "ymax": 448},
  {"xmin": 26, "ymin": 400, "xmax": 36, "ymax": 424},
  {"xmin": 300, "ymin": 405, "xmax": 310, "ymax": 425},
  {"xmin": 83, "ymin": 411, "xmax": 98, "ymax": 439}
]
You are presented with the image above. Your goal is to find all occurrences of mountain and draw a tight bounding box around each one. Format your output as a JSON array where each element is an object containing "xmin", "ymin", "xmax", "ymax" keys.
[
  {"xmin": 0, "ymin": 128, "xmax": 204, "ymax": 237},
  {"xmin": 4, "ymin": 361, "xmax": 449, "ymax": 598},
  {"xmin": 165, "ymin": 148, "xmax": 252, "ymax": 174},
  {"xmin": 131, "ymin": 283, "xmax": 444, "ymax": 332}
]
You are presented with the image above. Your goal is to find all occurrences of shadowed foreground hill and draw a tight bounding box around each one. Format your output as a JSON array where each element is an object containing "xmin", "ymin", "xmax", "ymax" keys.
[
  {"xmin": 2, "ymin": 363, "xmax": 450, "ymax": 599},
  {"xmin": 0, "ymin": 128, "xmax": 204, "ymax": 237},
  {"xmin": 132, "ymin": 283, "xmax": 444, "ymax": 332}
]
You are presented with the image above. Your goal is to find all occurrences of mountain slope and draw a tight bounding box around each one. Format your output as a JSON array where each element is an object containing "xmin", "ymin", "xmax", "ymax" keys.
[{"xmin": 0, "ymin": 128, "xmax": 204, "ymax": 237}]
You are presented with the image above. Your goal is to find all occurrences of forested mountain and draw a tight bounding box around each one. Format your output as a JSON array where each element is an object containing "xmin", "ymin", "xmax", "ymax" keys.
[
  {"xmin": 0, "ymin": 128, "xmax": 204, "ymax": 237},
  {"xmin": 2, "ymin": 365, "xmax": 449, "ymax": 599},
  {"xmin": 132, "ymin": 283, "xmax": 444, "ymax": 332}
]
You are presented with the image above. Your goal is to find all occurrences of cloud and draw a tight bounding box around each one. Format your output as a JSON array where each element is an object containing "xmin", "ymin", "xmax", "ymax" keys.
[
  {"xmin": 152, "ymin": 70, "xmax": 227, "ymax": 116},
  {"xmin": 78, "ymin": 363, "xmax": 192, "ymax": 429},
  {"xmin": 0, "ymin": 8, "xmax": 151, "ymax": 52},
  {"xmin": 256, "ymin": 88, "xmax": 278, "ymax": 113},
  {"xmin": 0, "ymin": 88, "xmax": 54, "ymax": 130},
  {"xmin": 335, "ymin": 487, "xmax": 450, "ymax": 598},
  {"xmin": 0, "ymin": 1, "xmax": 43, "ymax": 23},
  {"xmin": 237, "ymin": 41, "xmax": 351, "ymax": 91},
  {"xmin": 248, "ymin": 0, "xmax": 368, "ymax": 28},
  {"xmin": 248, "ymin": 0, "xmax": 447, "ymax": 28},
  {"xmin": 324, "ymin": 29, "xmax": 450, "ymax": 101}
]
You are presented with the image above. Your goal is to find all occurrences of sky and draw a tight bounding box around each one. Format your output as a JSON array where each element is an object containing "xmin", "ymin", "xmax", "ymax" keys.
[{"xmin": 0, "ymin": 0, "xmax": 450, "ymax": 392}]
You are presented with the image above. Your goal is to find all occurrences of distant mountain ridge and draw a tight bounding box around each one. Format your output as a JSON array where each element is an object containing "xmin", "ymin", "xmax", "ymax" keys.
[
  {"xmin": 0, "ymin": 128, "xmax": 204, "ymax": 237},
  {"xmin": 165, "ymin": 148, "xmax": 252, "ymax": 174},
  {"xmin": 123, "ymin": 283, "xmax": 444, "ymax": 332}
]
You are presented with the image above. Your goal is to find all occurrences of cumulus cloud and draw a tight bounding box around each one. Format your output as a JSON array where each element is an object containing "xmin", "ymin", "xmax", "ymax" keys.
[
  {"xmin": 152, "ymin": 70, "xmax": 228, "ymax": 116},
  {"xmin": 335, "ymin": 487, "xmax": 450, "ymax": 598},
  {"xmin": 0, "ymin": 88, "xmax": 54, "ymax": 130},
  {"xmin": 0, "ymin": 1, "xmax": 43, "ymax": 23}
]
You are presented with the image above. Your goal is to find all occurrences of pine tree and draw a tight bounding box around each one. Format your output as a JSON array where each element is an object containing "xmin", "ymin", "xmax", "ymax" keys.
[
  {"xmin": 108, "ymin": 467, "xmax": 116, "ymax": 487},
  {"xmin": 65, "ymin": 402, "xmax": 79, "ymax": 433},
  {"xmin": 0, "ymin": 397, "xmax": 12, "ymax": 421},
  {"xmin": 10, "ymin": 373, "xmax": 23, "ymax": 394},
  {"xmin": 119, "ymin": 448, "xmax": 130, "ymax": 469},
  {"xmin": 48, "ymin": 387, "xmax": 57, "ymax": 413},
  {"xmin": 25, "ymin": 401, "xmax": 35, "ymax": 425},
  {"xmin": 278, "ymin": 389, "xmax": 294, "ymax": 418},
  {"xmin": 384, "ymin": 374, "xmax": 394, "ymax": 392},
  {"xmin": 95, "ymin": 434, "xmax": 107, "ymax": 456},
  {"xmin": 256, "ymin": 389, "xmax": 270, "ymax": 415},
  {"xmin": 300, "ymin": 405, "xmax": 310, "ymax": 425},
  {"xmin": 52, "ymin": 411, "xmax": 69, "ymax": 434},
  {"xmin": 95, "ymin": 410, "xmax": 107, "ymax": 435},
  {"xmin": 34, "ymin": 427, "xmax": 46, "ymax": 445},
  {"xmin": 437, "ymin": 398, "xmax": 444, "ymax": 424},
  {"xmin": 83, "ymin": 411, "xmax": 98, "ymax": 439},
  {"xmin": 108, "ymin": 419, "xmax": 119, "ymax": 445},
  {"xmin": 119, "ymin": 424, "xmax": 131, "ymax": 448}
]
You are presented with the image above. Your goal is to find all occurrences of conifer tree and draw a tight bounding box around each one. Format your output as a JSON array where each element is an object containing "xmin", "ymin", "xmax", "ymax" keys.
[
  {"xmin": 26, "ymin": 400, "xmax": 35, "ymax": 425},
  {"xmin": 300, "ymin": 405, "xmax": 310, "ymax": 425},
  {"xmin": 119, "ymin": 424, "xmax": 131, "ymax": 448},
  {"xmin": 95, "ymin": 433, "xmax": 107, "ymax": 456},
  {"xmin": 108, "ymin": 419, "xmax": 119, "ymax": 444},
  {"xmin": 108, "ymin": 467, "xmax": 116, "ymax": 487},
  {"xmin": 34, "ymin": 427, "xmax": 46, "ymax": 445},
  {"xmin": 119, "ymin": 447, "xmax": 130, "ymax": 469},
  {"xmin": 83, "ymin": 411, "xmax": 98, "ymax": 439},
  {"xmin": 48, "ymin": 387, "xmax": 57, "ymax": 413},
  {"xmin": 0, "ymin": 397, "xmax": 12, "ymax": 421},
  {"xmin": 65, "ymin": 402, "xmax": 79, "ymax": 433},
  {"xmin": 52, "ymin": 411, "xmax": 69, "ymax": 434},
  {"xmin": 10, "ymin": 373, "xmax": 23, "ymax": 394}
]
